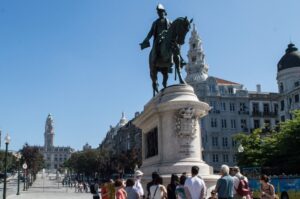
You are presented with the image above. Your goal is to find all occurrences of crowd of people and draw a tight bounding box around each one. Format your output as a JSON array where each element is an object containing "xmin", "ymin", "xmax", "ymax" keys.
[{"xmin": 88, "ymin": 165, "xmax": 276, "ymax": 199}]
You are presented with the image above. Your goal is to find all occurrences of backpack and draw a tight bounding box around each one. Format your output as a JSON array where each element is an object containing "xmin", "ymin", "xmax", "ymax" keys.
[
  {"xmin": 90, "ymin": 183, "xmax": 96, "ymax": 194},
  {"xmin": 236, "ymin": 177, "xmax": 250, "ymax": 196}
]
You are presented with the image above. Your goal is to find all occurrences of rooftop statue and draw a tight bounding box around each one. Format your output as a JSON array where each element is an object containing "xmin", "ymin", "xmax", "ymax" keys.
[{"xmin": 140, "ymin": 4, "xmax": 192, "ymax": 96}]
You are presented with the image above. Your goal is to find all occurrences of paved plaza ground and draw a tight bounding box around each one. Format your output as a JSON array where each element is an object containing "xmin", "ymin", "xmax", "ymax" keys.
[{"xmin": 4, "ymin": 173, "xmax": 92, "ymax": 199}]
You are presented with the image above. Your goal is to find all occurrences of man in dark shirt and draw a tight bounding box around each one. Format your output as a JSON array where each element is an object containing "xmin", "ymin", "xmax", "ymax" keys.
[{"xmin": 146, "ymin": 172, "xmax": 159, "ymax": 199}]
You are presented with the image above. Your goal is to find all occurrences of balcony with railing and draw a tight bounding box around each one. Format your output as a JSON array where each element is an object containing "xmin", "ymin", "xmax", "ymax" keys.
[
  {"xmin": 238, "ymin": 110, "xmax": 249, "ymax": 115},
  {"xmin": 251, "ymin": 110, "xmax": 262, "ymax": 117},
  {"xmin": 263, "ymin": 111, "xmax": 278, "ymax": 117}
]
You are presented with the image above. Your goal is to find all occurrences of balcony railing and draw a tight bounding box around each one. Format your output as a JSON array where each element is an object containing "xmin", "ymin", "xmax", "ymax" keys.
[
  {"xmin": 252, "ymin": 111, "xmax": 262, "ymax": 117},
  {"xmin": 238, "ymin": 111, "xmax": 249, "ymax": 115},
  {"xmin": 209, "ymin": 110, "xmax": 221, "ymax": 114},
  {"xmin": 263, "ymin": 111, "xmax": 278, "ymax": 117}
]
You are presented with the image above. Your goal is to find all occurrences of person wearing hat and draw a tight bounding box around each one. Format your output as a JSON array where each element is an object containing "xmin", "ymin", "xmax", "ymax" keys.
[
  {"xmin": 140, "ymin": 4, "xmax": 187, "ymax": 74},
  {"xmin": 140, "ymin": 4, "xmax": 171, "ymax": 51},
  {"xmin": 133, "ymin": 170, "xmax": 144, "ymax": 198}
]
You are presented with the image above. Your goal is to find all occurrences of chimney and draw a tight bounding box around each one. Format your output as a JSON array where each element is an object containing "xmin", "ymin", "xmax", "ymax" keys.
[{"xmin": 256, "ymin": 84, "xmax": 261, "ymax": 93}]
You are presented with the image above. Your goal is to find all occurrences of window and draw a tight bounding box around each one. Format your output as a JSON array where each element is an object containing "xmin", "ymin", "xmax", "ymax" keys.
[
  {"xmin": 222, "ymin": 137, "xmax": 228, "ymax": 147},
  {"xmin": 221, "ymin": 119, "xmax": 227, "ymax": 128},
  {"xmin": 233, "ymin": 155, "xmax": 237, "ymax": 163},
  {"xmin": 252, "ymin": 103, "xmax": 259, "ymax": 113},
  {"xmin": 263, "ymin": 103, "xmax": 270, "ymax": 114},
  {"xmin": 211, "ymin": 118, "xmax": 217, "ymax": 127},
  {"xmin": 264, "ymin": 120, "xmax": 270, "ymax": 129},
  {"xmin": 192, "ymin": 56, "xmax": 196, "ymax": 62},
  {"xmin": 274, "ymin": 104, "xmax": 278, "ymax": 114},
  {"xmin": 232, "ymin": 138, "xmax": 237, "ymax": 148},
  {"xmin": 221, "ymin": 102, "xmax": 226, "ymax": 111},
  {"xmin": 295, "ymin": 81, "xmax": 300, "ymax": 88},
  {"xmin": 280, "ymin": 83, "xmax": 284, "ymax": 93},
  {"xmin": 254, "ymin": 120, "xmax": 260, "ymax": 129},
  {"xmin": 127, "ymin": 142, "xmax": 130, "ymax": 150},
  {"xmin": 295, "ymin": 94, "xmax": 299, "ymax": 103},
  {"xmin": 210, "ymin": 101, "xmax": 217, "ymax": 110},
  {"xmin": 212, "ymin": 137, "xmax": 218, "ymax": 146},
  {"xmin": 219, "ymin": 86, "xmax": 225, "ymax": 94},
  {"xmin": 281, "ymin": 115, "xmax": 285, "ymax": 122},
  {"xmin": 281, "ymin": 100, "xmax": 285, "ymax": 111},
  {"xmin": 209, "ymin": 85, "xmax": 216, "ymax": 93},
  {"xmin": 229, "ymin": 103, "xmax": 235, "ymax": 112},
  {"xmin": 230, "ymin": 119, "xmax": 236, "ymax": 129},
  {"xmin": 192, "ymin": 43, "xmax": 196, "ymax": 49},
  {"xmin": 228, "ymin": 87, "xmax": 234, "ymax": 94},
  {"xmin": 223, "ymin": 154, "xmax": 229, "ymax": 163},
  {"xmin": 241, "ymin": 119, "xmax": 247, "ymax": 129},
  {"xmin": 213, "ymin": 154, "xmax": 219, "ymax": 162},
  {"xmin": 240, "ymin": 103, "xmax": 246, "ymax": 111}
]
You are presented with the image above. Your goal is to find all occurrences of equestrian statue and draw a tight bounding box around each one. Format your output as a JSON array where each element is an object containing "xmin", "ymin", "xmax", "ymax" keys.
[{"xmin": 140, "ymin": 4, "xmax": 193, "ymax": 96}]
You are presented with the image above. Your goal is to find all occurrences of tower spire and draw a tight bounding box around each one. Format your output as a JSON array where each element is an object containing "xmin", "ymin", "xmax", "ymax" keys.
[
  {"xmin": 185, "ymin": 24, "xmax": 209, "ymax": 83},
  {"xmin": 44, "ymin": 113, "xmax": 54, "ymax": 150}
]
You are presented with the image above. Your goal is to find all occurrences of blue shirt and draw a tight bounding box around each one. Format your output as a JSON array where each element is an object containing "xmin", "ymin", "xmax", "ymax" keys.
[{"xmin": 215, "ymin": 174, "xmax": 233, "ymax": 198}]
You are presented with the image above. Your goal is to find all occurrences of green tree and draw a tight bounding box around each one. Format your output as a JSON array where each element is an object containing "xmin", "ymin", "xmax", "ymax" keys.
[
  {"xmin": 20, "ymin": 143, "xmax": 44, "ymax": 180},
  {"xmin": 0, "ymin": 151, "xmax": 17, "ymax": 173},
  {"xmin": 234, "ymin": 110, "xmax": 300, "ymax": 174}
]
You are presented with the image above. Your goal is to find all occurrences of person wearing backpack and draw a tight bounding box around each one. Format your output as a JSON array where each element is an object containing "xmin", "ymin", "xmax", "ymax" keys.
[{"xmin": 232, "ymin": 166, "xmax": 250, "ymax": 199}]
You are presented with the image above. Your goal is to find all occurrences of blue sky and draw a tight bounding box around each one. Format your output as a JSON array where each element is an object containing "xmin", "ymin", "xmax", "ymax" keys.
[{"xmin": 0, "ymin": 0, "xmax": 299, "ymax": 151}]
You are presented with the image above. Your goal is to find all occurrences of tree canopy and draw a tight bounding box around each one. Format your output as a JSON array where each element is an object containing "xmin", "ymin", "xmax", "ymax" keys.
[
  {"xmin": 20, "ymin": 143, "xmax": 45, "ymax": 179},
  {"xmin": 234, "ymin": 110, "xmax": 300, "ymax": 174},
  {"xmin": 64, "ymin": 148, "xmax": 141, "ymax": 179}
]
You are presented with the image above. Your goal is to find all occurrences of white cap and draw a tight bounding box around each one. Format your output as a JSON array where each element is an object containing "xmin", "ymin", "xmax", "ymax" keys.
[{"xmin": 135, "ymin": 170, "xmax": 144, "ymax": 176}]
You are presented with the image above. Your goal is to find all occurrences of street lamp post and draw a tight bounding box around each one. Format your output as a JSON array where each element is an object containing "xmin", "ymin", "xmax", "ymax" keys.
[
  {"xmin": 22, "ymin": 162, "xmax": 28, "ymax": 191},
  {"xmin": 14, "ymin": 153, "xmax": 22, "ymax": 195},
  {"xmin": 3, "ymin": 134, "xmax": 11, "ymax": 199}
]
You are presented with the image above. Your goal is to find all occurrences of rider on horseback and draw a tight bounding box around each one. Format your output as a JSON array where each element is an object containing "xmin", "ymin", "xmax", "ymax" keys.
[{"xmin": 140, "ymin": 4, "xmax": 186, "ymax": 68}]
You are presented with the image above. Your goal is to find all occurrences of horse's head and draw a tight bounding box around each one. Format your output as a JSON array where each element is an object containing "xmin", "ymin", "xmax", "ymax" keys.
[{"xmin": 173, "ymin": 17, "xmax": 193, "ymax": 45}]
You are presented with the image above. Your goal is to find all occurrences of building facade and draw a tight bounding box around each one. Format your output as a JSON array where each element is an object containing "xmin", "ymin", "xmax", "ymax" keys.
[
  {"xmin": 99, "ymin": 112, "xmax": 142, "ymax": 157},
  {"xmin": 185, "ymin": 25, "xmax": 283, "ymax": 170},
  {"xmin": 38, "ymin": 114, "xmax": 74, "ymax": 170},
  {"xmin": 277, "ymin": 43, "xmax": 300, "ymax": 121}
]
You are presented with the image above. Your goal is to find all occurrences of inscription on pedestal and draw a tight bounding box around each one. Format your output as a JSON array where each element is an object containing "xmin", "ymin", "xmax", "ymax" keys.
[{"xmin": 179, "ymin": 144, "xmax": 195, "ymax": 156}]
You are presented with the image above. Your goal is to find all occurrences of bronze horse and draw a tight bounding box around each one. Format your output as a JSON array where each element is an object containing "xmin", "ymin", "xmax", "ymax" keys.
[{"xmin": 149, "ymin": 17, "xmax": 193, "ymax": 96}]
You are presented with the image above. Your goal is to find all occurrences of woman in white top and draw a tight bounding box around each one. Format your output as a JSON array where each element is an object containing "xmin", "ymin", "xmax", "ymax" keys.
[{"xmin": 150, "ymin": 176, "xmax": 167, "ymax": 199}]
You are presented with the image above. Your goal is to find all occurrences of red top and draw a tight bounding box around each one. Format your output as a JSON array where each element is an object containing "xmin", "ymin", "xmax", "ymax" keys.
[
  {"xmin": 116, "ymin": 188, "xmax": 126, "ymax": 199},
  {"xmin": 101, "ymin": 186, "xmax": 109, "ymax": 199}
]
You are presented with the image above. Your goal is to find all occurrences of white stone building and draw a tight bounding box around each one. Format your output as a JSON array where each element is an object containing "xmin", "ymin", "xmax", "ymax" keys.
[
  {"xmin": 277, "ymin": 43, "xmax": 300, "ymax": 121},
  {"xmin": 38, "ymin": 114, "xmax": 74, "ymax": 170},
  {"xmin": 185, "ymin": 25, "xmax": 283, "ymax": 170}
]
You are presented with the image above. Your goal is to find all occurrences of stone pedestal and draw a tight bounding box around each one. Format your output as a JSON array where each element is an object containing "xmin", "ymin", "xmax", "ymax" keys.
[{"xmin": 133, "ymin": 84, "xmax": 219, "ymax": 192}]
